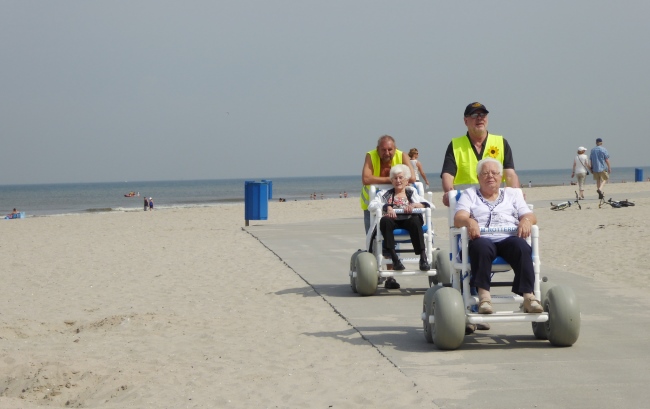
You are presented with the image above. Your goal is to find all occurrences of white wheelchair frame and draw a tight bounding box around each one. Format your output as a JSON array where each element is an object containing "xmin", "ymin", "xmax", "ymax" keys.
[
  {"xmin": 421, "ymin": 189, "xmax": 581, "ymax": 350},
  {"xmin": 349, "ymin": 182, "xmax": 452, "ymax": 296}
]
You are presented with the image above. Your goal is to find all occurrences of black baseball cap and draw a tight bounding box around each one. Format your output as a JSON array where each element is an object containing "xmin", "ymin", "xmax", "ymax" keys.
[
  {"xmin": 596, "ymin": 138, "xmax": 603, "ymax": 143},
  {"xmin": 464, "ymin": 102, "xmax": 489, "ymax": 116}
]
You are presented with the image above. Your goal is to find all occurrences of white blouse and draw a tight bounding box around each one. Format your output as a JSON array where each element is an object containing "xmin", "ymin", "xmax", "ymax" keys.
[{"xmin": 455, "ymin": 187, "xmax": 532, "ymax": 242}]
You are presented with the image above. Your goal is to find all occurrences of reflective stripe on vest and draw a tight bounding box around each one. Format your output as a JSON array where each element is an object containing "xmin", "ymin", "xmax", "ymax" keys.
[
  {"xmin": 360, "ymin": 149, "xmax": 403, "ymax": 210},
  {"xmin": 452, "ymin": 134, "xmax": 505, "ymax": 185}
]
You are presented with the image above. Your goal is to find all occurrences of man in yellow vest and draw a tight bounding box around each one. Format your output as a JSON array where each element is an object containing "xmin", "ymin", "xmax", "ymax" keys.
[
  {"xmin": 361, "ymin": 135, "xmax": 415, "ymax": 233},
  {"xmin": 440, "ymin": 102, "xmax": 521, "ymax": 207},
  {"xmin": 440, "ymin": 102, "xmax": 521, "ymax": 333}
]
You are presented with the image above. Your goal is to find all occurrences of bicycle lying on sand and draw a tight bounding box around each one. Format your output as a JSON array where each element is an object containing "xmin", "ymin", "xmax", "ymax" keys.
[
  {"xmin": 550, "ymin": 191, "xmax": 582, "ymax": 211},
  {"xmin": 600, "ymin": 198, "xmax": 635, "ymax": 209}
]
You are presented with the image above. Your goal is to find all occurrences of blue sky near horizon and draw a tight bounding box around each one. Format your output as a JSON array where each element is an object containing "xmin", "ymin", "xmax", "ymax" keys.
[{"xmin": 1, "ymin": 1, "xmax": 648, "ymax": 185}]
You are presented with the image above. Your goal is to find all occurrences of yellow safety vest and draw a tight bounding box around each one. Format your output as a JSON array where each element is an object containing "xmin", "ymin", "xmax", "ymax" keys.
[
  {"xmin": 360, "ymin": 149, "xmax": 403, "ymax": 210},
  {"xmin": 452, "ymin": 134, "xmax": 505, "ymax": 185}
]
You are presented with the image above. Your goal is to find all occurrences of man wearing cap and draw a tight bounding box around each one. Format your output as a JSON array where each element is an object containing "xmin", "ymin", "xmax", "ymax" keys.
[
  {"xmin": 572, "ymin": 146, "xmax": 590, "ymax": 199},
  {"xmin": 589, "ymin": 138, "xmax": 611, "ymax": 199},
  {"xmin": 440, "ymin": 102, "xmax": 520, "ymax": 207},
  {"xmin": 361, "ymin": 134, "xmax": 415, "ymax": 233},
  {"xmin": 439, "ymin": 102, "xmax": 521, "ymax": 334}
]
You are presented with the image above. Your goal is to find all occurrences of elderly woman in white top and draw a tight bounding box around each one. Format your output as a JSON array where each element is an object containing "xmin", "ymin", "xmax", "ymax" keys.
[
  {"xmin": 453, "ymin": 157, "xmax": 543, "ymax": 314},
  {"xmin": 571, "ymin": 146, "xmax": 590, "ymax": 199},
  {"xmin": 368, "ymin": 164, "xmax": 432, "ymax": 287}
]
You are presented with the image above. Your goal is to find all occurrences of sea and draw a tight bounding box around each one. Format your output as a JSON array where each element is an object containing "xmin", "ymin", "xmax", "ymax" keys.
[{"xmin": 1, "ymin": 166, "xmax": 648, "ymax": 217}]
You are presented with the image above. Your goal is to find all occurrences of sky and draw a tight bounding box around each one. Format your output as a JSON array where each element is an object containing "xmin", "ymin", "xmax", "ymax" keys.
[{"xmin": 1, "ymin": 1, "xmax": 648, "ymax": 185}]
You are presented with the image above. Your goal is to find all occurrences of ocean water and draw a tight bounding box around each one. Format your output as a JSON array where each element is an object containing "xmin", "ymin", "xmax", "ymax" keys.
[{"xmin": 1, "ymin": 167, "xmax": 648, "ymax": 217}]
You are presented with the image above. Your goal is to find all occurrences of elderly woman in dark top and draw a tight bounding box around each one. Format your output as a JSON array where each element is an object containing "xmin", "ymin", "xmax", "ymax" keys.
[
  {"xmin": 454, "ymin": 157, "xmax": 543, "ymax": 314},
  {"xmin": 368, "ymin": 164, "xmax": 433, "ymax": 281}
]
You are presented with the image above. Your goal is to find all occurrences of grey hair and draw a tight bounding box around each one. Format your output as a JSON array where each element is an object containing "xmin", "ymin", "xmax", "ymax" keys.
[
  {"xmin": 377, "ymin": 134, "xmax": 395, "ymax": 147},
  {"xmin": 476, "ymin": 157, "xmax": 503, "ymax": 176},
  {"xmin": 389, "ymin": 164, "xmax": 411, "ymax": 181}
]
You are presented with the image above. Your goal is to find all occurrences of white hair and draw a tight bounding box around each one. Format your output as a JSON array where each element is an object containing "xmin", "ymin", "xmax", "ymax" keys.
[
  {"xmin": 476, "ymin": 157, "xmax": 503, "ymax": 176},
  {"xmin": 389, "ymin": 164, "xmax": 411, "ymax": 181}
]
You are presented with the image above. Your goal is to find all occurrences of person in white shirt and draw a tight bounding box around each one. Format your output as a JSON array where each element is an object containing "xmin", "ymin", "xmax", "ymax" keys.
[
  {"xmin": 453, "ymin": 157, "xmax": 543, "ymax": 315},
  {"xmin": 571, "ymin": 146, "xmax": 590, "ymax": 199}
]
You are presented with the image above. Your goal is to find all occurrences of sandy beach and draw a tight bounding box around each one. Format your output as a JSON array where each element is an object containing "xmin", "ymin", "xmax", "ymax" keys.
[{"xmin": 1, "ymin": 181, "xmax": 649, "ymax": 408}]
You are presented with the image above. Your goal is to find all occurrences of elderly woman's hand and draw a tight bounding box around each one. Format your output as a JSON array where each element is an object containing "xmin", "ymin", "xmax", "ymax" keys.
[
  {"xmin": 467, "ymin": 218, "xmax": 481, "ymax": 239},
  {"xmin": 387, "ymin": 206, "xmax": 397, "ymax": 219},
  {"xmin": 518, "ymin": 217, "xmax": 532, "ymax": 238}
]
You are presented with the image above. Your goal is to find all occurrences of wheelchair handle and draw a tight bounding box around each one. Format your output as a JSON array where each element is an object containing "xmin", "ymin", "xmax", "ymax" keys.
[{"xmin": 392, "ymin": 208, "xmax": 426, "ymax": 214}]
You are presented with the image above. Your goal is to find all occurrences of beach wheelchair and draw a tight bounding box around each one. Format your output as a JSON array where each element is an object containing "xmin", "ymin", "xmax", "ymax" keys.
[
  {"xmin": 349, "ymin": 184, "xmax": 452, "ymax": 296},
  {"xmin": 421, "ymin": 189, "xmax": 580, "ymax": 350}
]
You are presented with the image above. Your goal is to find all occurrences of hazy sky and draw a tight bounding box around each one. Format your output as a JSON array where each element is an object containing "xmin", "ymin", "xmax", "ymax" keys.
[{"xmin": 1, "ymin": 1, "xmax": 648, "ymax": 185}]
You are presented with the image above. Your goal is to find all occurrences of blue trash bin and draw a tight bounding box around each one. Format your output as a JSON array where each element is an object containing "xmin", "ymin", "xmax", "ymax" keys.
[
  {"xmin": 245, "ymin": 181, "xmax": 269, "ymax": 226},
  {"xmin": 261, "ymin": 179, "xmax": 273, "ymax": 199},
  {"xmin": 635, "ymin": 168, "xmax": 643, "ymax": 182}
]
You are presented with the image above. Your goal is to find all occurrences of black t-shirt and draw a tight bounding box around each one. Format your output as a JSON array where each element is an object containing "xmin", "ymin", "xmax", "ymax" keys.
[{"xmin": 439, "ymin": 133, "xmax": 515, "ymax": 178}]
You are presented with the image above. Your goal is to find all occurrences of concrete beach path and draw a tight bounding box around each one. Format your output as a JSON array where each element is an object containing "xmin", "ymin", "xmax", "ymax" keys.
[{"xmin": 247, "ymin": 216, "xmax": 650, "ymax": 409}]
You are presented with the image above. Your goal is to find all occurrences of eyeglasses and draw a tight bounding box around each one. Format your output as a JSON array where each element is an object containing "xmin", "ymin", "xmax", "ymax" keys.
[
  {"xmin": 392, "ymin": 175, "xmax": 406, "ymax": 181},
  {"xmin": 479, "ymin": 171, "xmax": 501, "ymax": 178},
  {"xmin": 467, "ymin": 112, "xmax": 488, "ymax": 119}
]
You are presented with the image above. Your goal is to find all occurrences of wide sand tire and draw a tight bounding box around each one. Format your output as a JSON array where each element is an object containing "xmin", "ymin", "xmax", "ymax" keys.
[
  {"xmin": 532, "ymin": 278, "xmax": 553, "ymax": 340},
  {"xmin": 435, "ymin": 250, "xmax": 453, "ymax": 286},
  {"xmin": 428, "ymin": 249, "xmax": 440, "ymax": 287},
  {"xmin": 432, "ymin": 287, "xmax": 466, "ymax": 350},
  {"xmin": 545, "ymin": 285, "xmax": 581, "ymax": 347},
  {"xmin": 422, "ymin": 286, "xmax": 441, "ymax": 343},
  {"xmin": 355, "ymin": 252, "xmax": 378, "ymax": 296},
  {"xmin": 349, "ymin": 250, "xmax": 365, "ymax": 293}
]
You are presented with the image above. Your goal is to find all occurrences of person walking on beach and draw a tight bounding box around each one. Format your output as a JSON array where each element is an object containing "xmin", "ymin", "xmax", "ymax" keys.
[
  {"xmin": 589, "ymin": 138, "xmax": 611, "ymax": 200},
  {"xmin": 361, "ymin": 135, "xmax": 415, "ymax": 233},
  {"xmin": 144, "ymin": 197, "xmax": 148, "ymax": 211},
  {"xmin": 440, "ymin": 102, "xmax": 521, "ymax": 207},
  {"xmin": 408, "ymin": 148, "xmax": 430, "ymax": 189},
  {"xmin": 572, "ymin": 146, "xmax": 590, "ymax": 199},
  {"xmin": 148, "ymin": 197, "xmax": 154, "ymax": 211}
]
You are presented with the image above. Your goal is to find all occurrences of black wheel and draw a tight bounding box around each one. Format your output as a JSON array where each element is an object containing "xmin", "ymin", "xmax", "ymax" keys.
[
  {"xmin": 545, "ymin": 285, "xmax": 581, "ymax": 347},
  {"xmin": 428, "ymin": 249, "xmax": 440, "ymax": 287},
  {"xmin": 422, "ymin": 286, "xmax": 441, "ymax": 343},
  {"xmin": 431, "ymin": 287, "xmax": 466, "ymax": 350},
  {"xmin": 349, "ymin": 250, "xmax": 365, "ymax": 293},
  {"xmin": 355, "ymin": 252, "xmax": 378, "ymax": 296},
  {"xmin": 435, "ymin": 250, "xmax": 453, "ymax": 285},
  {"xmin": 532, "ymin": 278, "xmax": 553, "ymax": 340}
]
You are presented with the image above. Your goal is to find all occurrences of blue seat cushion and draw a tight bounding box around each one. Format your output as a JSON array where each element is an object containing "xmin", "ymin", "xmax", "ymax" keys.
[
  {"xmin": 393, "ymin": 225, "xmax": 427, "ymax": 244},
  {"xmin": 393, "ymin": 225, "xmax": 428, "ymax": 236}
]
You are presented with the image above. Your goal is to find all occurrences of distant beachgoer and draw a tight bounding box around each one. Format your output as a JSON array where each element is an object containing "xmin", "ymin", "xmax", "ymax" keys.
[
  {"xmin": 344, "ymin": 191, "xmax": 348, "ymax": 198},
  {"xmin": 148, "ymin": 197, "xmax": 154, "ymax": 211},
  {"xmin": 528, "ymin": 181, "xmax": 532, "ymax": 188},
  {"xmin": 144, "ymin": 197, "xmax": 148, "ymax": 211},
  {"xmin": 572, "ymin": 146, "xmax": 589, "ymax": 199},
  {"xmin": 408, "ymin": 148, "xmax": 430, "ymax": 188},
  {"xmin": 340, "ymin": 192, "xmax": 343, "ymax": 198},
  {"xmin": 589, "ymin": 138, "xmax": 611, "ymax": 200}
]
